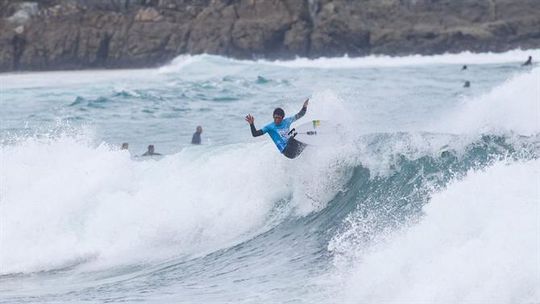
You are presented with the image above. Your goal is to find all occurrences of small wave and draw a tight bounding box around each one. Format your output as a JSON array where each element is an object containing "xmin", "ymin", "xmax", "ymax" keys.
[
  {"xmin": 68, "ymin": 96, "xmax": 113, "ymax": 110},
  {"xmin": 256, "ymin": 75, "xmax": 270, "ymax": 84},
  {"xmin": 69, "ymin": 96, "xmax": 85, "ymax": 106},
  {"xmin": 112, "ymin": 88, "xmax": 141, "ymax": 98},
  {"xmin": 157, "ymin": 49, "xmax": 540, "ymax": 72},
  {"xmin": 212, "ymin": 96, "xmax": 239, "ymax": 102}
]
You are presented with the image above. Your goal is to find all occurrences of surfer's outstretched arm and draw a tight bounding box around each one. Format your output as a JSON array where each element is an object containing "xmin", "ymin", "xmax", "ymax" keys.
[
  {"xmin": 294, "ymin": 98, "xmax": 309, "ymax": 120},
  {"xmin": 245, "ymin": 114, "xmax": 264, "ymax": 137}
]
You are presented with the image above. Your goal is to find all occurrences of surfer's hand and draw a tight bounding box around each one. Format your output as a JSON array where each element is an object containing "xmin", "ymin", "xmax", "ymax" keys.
[
  {"xmin": 245, "ymin": 114, "xmax": 255, "ymax": 124},
  {"xmin": 303, "ymin": 98, "xmax": 309, "ymax": 108}
]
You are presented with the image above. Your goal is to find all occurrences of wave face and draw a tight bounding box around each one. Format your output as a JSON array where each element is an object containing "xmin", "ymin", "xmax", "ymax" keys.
[{"xmin": 1, "ymin": 51, "xmax": 539, "ymax": 303}]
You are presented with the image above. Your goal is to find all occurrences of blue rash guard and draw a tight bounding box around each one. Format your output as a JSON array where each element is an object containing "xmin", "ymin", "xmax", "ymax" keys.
[
  {"xmin": 261, "ymin": 116, "xmax": 296, "ymax": 152},
  {"xmin": 248, "ymin": 105, "xmax": 307, "ymax": 158}
]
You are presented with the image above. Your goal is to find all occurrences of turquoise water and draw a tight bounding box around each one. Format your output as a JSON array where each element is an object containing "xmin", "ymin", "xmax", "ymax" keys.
[{"xmin": 0, "ymin": 50, "xmax": 539, "ymax": 303}]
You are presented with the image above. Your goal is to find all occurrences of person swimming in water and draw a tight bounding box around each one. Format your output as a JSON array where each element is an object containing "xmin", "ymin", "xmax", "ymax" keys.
[
  {"xmin": 142, "ymin": 144, "xmax": 162, "ymax": 156},
  {"xmin": 245, "ymin": 99, "xmax": 309, "ymax": 159},
  {"xmin": 191, "ymin": 126, "xmax": 203, "ymax": 144}
]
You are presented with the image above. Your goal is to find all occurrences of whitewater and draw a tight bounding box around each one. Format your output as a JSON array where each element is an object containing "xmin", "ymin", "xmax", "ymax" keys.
[{"xmin": 0, "ymin": 49, "xmax": 539, "ymax": 303}]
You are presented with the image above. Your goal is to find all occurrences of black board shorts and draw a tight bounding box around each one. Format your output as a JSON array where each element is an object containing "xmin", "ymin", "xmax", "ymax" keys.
[{"xmin": 282, "ymin": 138, "xmax": 307, "ymax": 159}]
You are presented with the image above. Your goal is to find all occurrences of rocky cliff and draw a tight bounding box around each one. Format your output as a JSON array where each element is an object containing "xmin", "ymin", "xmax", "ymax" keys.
[{"xmin": 1, "ymin": 0, "xmax": 539, "ymax": 71}]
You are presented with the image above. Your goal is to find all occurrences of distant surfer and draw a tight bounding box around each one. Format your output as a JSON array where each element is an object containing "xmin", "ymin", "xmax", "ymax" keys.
[
  {"xmin": 522, "ymin": 56, "xmax": 532, "ymax": 66},
  {"xmin": 142, "ymin": 144, "xmax": 162, "ymax": 156},
  {"xmin": 463, "ymin": 80, "xmax": 471, "ymax": 88},
  {"xmin": 191, "ymin": 126, "xmax": 203, "ymax": 144},
  {"xmin": 462, "ymin": 65, "xmax": 467, "ymax": 70},
  {"xmin": 245, "ymin": 99, "xmax": 309, "ymax": 159}
]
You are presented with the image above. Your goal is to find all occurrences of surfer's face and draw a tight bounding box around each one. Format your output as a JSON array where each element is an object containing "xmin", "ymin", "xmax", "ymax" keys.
[{"xmin": 273, "ymin": 115, "xmax": 283, "ymax": 124}]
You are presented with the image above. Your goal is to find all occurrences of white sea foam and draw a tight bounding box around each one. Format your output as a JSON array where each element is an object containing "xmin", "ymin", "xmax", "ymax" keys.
[
  {"xmin": 262, "ymin": 49, "xmax": 540, "ymax": 68},
  {"xmin": 0, "ymin": 137, "xmax": 271, "ymax": 273},
  {"xmin": 435, "ymin": 67, "xmax": 540, "ymax": 135},
  {"xmin": 157, "ymin": 49, "xmax": 540, "ymax": 72},
  {"xmin": 157, "ymin": 55, "xmax": 207, "ymax": 74},
  {"xmin": 0, "ymin": 132, "xmax": 350, "ymax": 274},
  {"xmin": 336, "ymin": 159, "xmax": 540, "ymax": 303}
]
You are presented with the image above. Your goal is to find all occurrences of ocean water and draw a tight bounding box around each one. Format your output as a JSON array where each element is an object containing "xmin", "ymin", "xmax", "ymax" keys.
[{"xmin": 1, "ymin": 49, "xmax": 539, "ymax": 303}]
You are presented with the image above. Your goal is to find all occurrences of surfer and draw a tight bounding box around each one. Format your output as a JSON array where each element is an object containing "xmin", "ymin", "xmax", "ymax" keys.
[
  {"xmin": 191, "ymin": 125, "xmax": 203, "ymax": 144},
  {"xmin": 522, "ymin": 56, "xmax": 532, "ymax": 66},
  {"xmin": 142, "ymin": 144, "xmax": 162, "ymax": 156},
  {"xmin": 245, "ymin": 99, "xmax": 309, "ymax": 159}
]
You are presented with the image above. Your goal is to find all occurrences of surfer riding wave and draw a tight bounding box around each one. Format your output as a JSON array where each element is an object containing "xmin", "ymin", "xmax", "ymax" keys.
[{"xmin": 245, "ymin": 99, "xmax": 309, "ymax": 159}]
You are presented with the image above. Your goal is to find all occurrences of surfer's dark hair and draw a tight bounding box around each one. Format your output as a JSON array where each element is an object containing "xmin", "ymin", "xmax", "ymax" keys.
[{"xmin": 273, "ymin": 108, "xmax": 285, "ymax": 117}]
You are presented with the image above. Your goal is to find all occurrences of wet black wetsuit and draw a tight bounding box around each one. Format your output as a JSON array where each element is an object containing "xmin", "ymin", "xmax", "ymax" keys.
[
  {"xmin": 191, "ymin": 132, "xmax": 201, "ymax": 144},
  {"xmin": 282, "ymin": 136, "xmax": 307, "ymax": 159}
]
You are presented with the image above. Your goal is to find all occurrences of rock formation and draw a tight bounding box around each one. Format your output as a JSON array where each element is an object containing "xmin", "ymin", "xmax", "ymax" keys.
[{"xmin": 1, "ymin": 0, "xmax": 539, "ymax": 71}]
